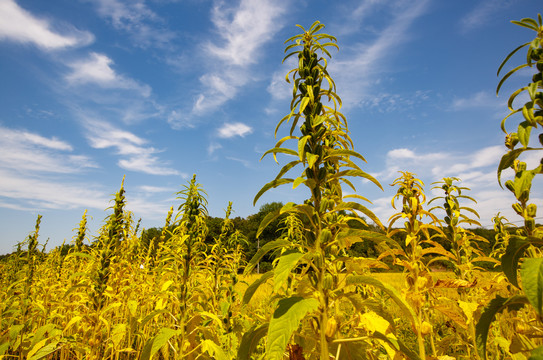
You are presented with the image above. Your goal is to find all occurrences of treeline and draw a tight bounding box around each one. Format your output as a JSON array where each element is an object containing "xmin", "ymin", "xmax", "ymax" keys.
[
  {"xmin": 0, "ymin": 201, "xmax": 505, "ymax": 273},
  {"xmin": 140, "ymin": 201, "xmax": 502, "ymax": 273}
]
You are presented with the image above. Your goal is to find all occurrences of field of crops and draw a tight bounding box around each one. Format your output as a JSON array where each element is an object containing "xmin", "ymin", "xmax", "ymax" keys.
[{"xmin": 1, "ymin": 15, "xmax": 543, "ymax": 360}]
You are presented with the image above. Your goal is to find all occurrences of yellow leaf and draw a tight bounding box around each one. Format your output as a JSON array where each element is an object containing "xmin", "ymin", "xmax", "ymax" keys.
[
  {"xmin": 26, "ymin": 339, "xmax": 48, "ymax": 359},
  {"xmin": 458, "ymin": 300, "xmax": 479, "ymax": 325},
  {"xmin": 63, "ymin": 316, "xmax": 82, "ymax": 333},
  {"xmin": 161, "ymin": 280, "xmax": 174, "ymax": 292},
  {"xmin": 357, "ymin": 311, "xmax": 390, "ymax": 334},
  {"xmin": 156, "ymin": 298, "xmax": 166, "ymax": 310},
  {"xmin": 127, "ymin": 300, "xmax": 138, "ymax": 317}
]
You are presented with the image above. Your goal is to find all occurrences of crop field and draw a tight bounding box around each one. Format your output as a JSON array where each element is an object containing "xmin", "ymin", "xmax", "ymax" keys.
[{"xmin": 1, "ymin": 15, "xmax": 543, "ymax": 360}]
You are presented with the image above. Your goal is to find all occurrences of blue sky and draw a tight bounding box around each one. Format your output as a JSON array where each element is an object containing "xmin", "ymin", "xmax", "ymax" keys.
[{"xmin": 0, "ymin": 0, "xmax": 541, "ymax": 254}]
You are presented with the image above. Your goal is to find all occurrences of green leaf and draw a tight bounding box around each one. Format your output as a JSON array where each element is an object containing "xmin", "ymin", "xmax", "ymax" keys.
[
  {"xmin": 27, "ymin": 341, "xmax": 59, "ymax": 360},
  {"xmin": 243, "ymin": 271, "xmax": 273, "ymax": 304},
  {"xmin": 237, "ymin": 324, "xmax": 268, "ymax": 360},
  {"xmin": 245, "ymin": 239, "xmax": 291, "ymax": 275},
  {"xmin": 275, "ymin": 160, "xmax": 301, "ymax": 180},
  {"xmin": 497, "ymin": 63, "xmax": 529, "ymax": 95},
  {"xmin": 497, "ymin": 148, "xmax": 527, "ymax": 185},
  {"xmin": 254, "ymin": 178, "xmax": 294, "ymax": 206},
  {"xmin": 529, "ymin": 345, "xmax": 543, "ymax": 360},
  {"xmin": 497, "ymin": 42, "xmax": 530, "ymax": 76},
  {"xmin": 307, "ymin": 153, "xmax": 319, "ymax": 169},
  {"xmin": 521, "ymin": 258, "xmax": 543, "ymax": 316},
  {"xmin": 292, "ymin": 176, "xmax": 305, "ymax": 189},
  {"xmin": 266, "ymin": 297, "xmax": 319, "ymax": 360},
  {"xmin": 256, "ymin": 208, "xmax": 282, "ymax": 239},
  {"xmin": 512, "ymin": 19, "xmax": 539, "ymax": 31},
  {"xmin": 297, "ymin": 135, "xmax": 311, "ymax": 162},
  {"xmin": 274, "ymin": 249, "xmax": 304, "ymax": 292},
  {"xmin": 476, "ymin": 295, "xmax": 528, "ymax": 360},
  {"xmin": 140, "ymin": 309, "xmax": 169, "ymax": 327},
  {"xmin": 328, "ymin": 170, "xmax": 383, "ymax": 190},
  {"xmin": 336, "ymin": 228, "xmax": 394, "ymax": 249},
  {"xmin": 141, "ymin": 328, "xmax": 179, "ymax": 360},
  {"xmin": 261, "ymin": 147, "xmax": 298, "ymax": 163},
  {"xmin": 299, "ymin": 96, "xmax": 310, "ymax": 114},
  {"xmin": 334, "ymin": 202, "xmax": 384, "ymax": 230},
  {"xmin": 324, "ymin": 149, "xmax": 367, "ymax": 163}
]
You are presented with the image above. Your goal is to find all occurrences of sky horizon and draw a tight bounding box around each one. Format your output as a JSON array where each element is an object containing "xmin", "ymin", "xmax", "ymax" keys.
[{"xmin": 1, "ymin": 0, "xmax": 542, "ymax": 255}]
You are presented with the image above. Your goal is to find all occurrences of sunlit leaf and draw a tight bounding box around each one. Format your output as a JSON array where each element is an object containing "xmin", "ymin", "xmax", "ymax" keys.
[
  {"xmin": 266, "ymin": 297, "xmax": 319, "ymax": 360},
  {"xmin": 476, "ymin": 295, "xmax": 528, "ymax": 360},
  {"xmin": 521, "ymin": 257, "xmax": 543, "ymax": 316},
  {"xmin": 274, "ymin": 249, "xmax": 304, "ymax": 292}
]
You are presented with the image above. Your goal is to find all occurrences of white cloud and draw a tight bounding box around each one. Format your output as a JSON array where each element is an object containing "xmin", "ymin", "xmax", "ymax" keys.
[
  {"xmin": 208, "ymin": 142, "xmax": 223, "ymax": 156},
  {"xmin": 217, "ymin": 122, "xmax": 253, "ymax": 138},
  {"xmin": 169, "ymin": 0, "xmax": 288, "ymax": 127},
  {"xmin": 367, "ymin": 144, "xmax": 542, "ymax": 228},
  {"xmin": 267, "ymin": 65, "xmax": 292, "ymax": 101},
  {"xmin": 85, "ymin": 120, "xmax": 181, "ymax": 176},
  {"xmin": 0, "ymin": 168, "xmax": 108, "ymax": 210},
  {"xmin": 226, "ymin": 156, "xmax": 252, "ymax": 168},
  {"xmin": 137, "ymin": 185, "xmax": 174, "ymax": 194},
  {"xmin": 66, "ymin": 52, "xmax": 151, "ymax": 97},
  {"xmin": 450, "ymin": 91, "xmax": 502, "ymax": 111},
  {"xmin": 0, "ymin": 0, "xmax": 93, "ymax": 50},
  {"xmin": 205, "ymin": 0, "xmax": 286, "ymax": 66},
  {"xmin": 87, "ymin": 0, "xmax": 174, "ymax": 47},
  {"xmin": 329, "ymin": 0, "xmax": 429, "ymax": 109},
  {"xmin": 0, "ymin": 125, "xmax": 97, "ymax": 174},
  {"xmin": 459, "ymin": 0, "xmax": 513, "ymax": 33}
]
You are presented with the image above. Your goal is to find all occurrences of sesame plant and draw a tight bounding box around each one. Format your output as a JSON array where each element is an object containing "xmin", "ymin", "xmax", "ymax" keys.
[
  {"xmin": 477, "ymin": 14, "xmax": 543, "ymax": 360},
  {"xmin": 2, "ymin": 13, "xmax": 542, "ymax": 360},
  {"xmin": 242, "ymin": 22, "xmax": 428, "ymax": 360}
]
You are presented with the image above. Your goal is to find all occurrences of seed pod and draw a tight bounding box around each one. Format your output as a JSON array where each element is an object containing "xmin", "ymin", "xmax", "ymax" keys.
[
  {"xmin": 506, "ymin": 133, "xmax": 519, "ymax": 149},
  {"xmin": 420, "ymin": 321, "xmax": 432, "ymax": 336},
  {"xmin": 505, "ymin": 180, "xmax": 515, "ymax": 193},
  {"xmin": 326, "ymin": 317, "xmax": 338, "ymax": 338},
  {"xmin": 526, "ymin": 218, "xmax": 535, "ymax": 231},
  {"xmin": 512, "ymin": 202, "xmax": 523, "ymax": 216},
  {"xmin": 527, "ymin": 204, "xmax": 537, "ymax": 218},
  {"xmin": 537, "ymin": 61, "xmax": 543, "ymax": 72},
  {"xmin": 531, "ymin": 48, "xmax": 543, "ymax": 61}
]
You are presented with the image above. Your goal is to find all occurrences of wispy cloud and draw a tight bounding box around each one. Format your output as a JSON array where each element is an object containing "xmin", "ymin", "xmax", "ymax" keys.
[
  {"xmin": 0, "ymin": 168, "xmax": 108, "ymax": 211},
  {"xmin": 205, "ymin": 0, "xmax": 287, "ymax": 66},
  {"xmin": 84, "ymin": 120, "xmax": 182, "ymax": 176},
  {"xmin": 329, "ymin": 0, "xmax": 429, "ymax": 109},
  {"xmin": 208, "ymin": 142, "xmax": 223, "ymax": 156},
  {"xmin": 0, "ymin": 0, "xmax": 93, "ymax": 50},
  {"xmin": 86, "ymin": 0, "xmax": 175, "ymax": 47},
  {"xmin": 0, "ymin": 125, "xmax": 103, "ymax": 212},
  {"xmin": 66, "ymin": 52, "xmax": 151, "ymax": 97},
  {"xmin": 225, "ymin": 156, "xmax": 252, "ymax": 168},
  {"xmin": 217, "ymin": 122, "xmax": 253, "ymax": 138},
  {"xmin": 450, "ymin": 90, "xmax": 502, "ymax": 111},
  {"xmin": 169, "ymin": 0, "xmax": 288, "ymax": 128},
  {"xmin": 0, "ymin": 125, "xmax": 97, "ymax": 174},
  {"xmin": 459, "ymin": 0, "xmax": 513, "ymax": 33}
]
